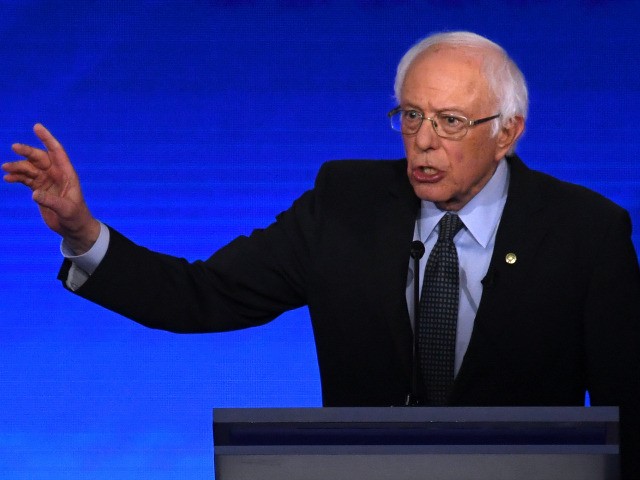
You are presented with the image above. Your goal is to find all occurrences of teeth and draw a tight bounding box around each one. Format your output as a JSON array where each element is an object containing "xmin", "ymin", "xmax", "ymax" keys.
[{"xmin": 421, "ymin": 166, "xmax": 437, "ymax": 174}]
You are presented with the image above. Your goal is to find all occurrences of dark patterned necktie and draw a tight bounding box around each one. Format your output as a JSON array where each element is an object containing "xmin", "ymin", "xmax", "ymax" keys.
[{"xmin": 418, "ymin": 213, "xmax": 464, "ymax": 405}]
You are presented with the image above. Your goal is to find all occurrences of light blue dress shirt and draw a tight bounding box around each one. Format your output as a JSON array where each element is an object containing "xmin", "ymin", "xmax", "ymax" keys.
[{"xmin": 405, "ymin": 159, "xmax": 510, "ymax": 375}]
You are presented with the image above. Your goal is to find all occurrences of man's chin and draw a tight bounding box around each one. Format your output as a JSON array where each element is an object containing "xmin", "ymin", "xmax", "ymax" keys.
[
  {"xmin": 410, "ymin": 184, "xmax": 461, "ymax": 211},
  {"xmin": 411, "ymin": 183, "xmax": 444, "ymax": 202}
]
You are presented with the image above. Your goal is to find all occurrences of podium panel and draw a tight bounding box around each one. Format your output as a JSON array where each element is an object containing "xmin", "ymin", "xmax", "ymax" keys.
[{"xmin": 213, "ymin": 407, "xmax": 619, "ymax": 480}]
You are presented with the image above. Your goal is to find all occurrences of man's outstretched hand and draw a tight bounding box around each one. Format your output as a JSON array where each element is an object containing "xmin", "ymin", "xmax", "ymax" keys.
[{"xmin": 3, "ymin": 124, "xmax": 100, "ymax": 254}]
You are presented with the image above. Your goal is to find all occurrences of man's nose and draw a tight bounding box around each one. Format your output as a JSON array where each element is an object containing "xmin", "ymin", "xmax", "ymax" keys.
[{"xmin": 413, "ymin": 118, "xmax": 441, "ymax": 151}]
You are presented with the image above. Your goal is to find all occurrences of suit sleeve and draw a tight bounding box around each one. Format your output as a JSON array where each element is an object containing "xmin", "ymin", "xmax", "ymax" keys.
[{"xmin": 58, "ymin": 178, "xmax": 321, "ymax": 333}]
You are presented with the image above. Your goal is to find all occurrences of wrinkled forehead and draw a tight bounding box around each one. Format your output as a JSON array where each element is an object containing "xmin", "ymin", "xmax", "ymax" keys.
[{"xmin": 401, "ymin": 45, "xmax": 497, "ymax": 109}]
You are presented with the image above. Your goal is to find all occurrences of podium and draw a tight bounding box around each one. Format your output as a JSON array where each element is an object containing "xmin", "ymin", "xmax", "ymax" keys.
[{"xmin": 213, "ymin": 407, "xmax": 619, "ymax": 480}]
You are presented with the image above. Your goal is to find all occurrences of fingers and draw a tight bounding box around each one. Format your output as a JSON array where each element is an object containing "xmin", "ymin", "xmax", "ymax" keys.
[
  {"xmin": 33, "ymin": 123, "xmax": 64, "ymax": 154},
  {"xmin": 3, "ymin": 158, "xmax": 41, "ymax": 177},
  {"xmin": 3, "ymin": 172, "xmax": 34, "ymax": 187},
  {"xmin": 33, "ymin": 123, "xmax": 73, "ymax": 171},
  {"xmin": 10, "ymin": 142, "xmax": 52, "ymax": 169},
  {"xmin": 9, "ymin": 124, "xmax": 69, "ymax": 171},
  {"xmin": 2, "ymin": 159, "xmax": 42, "ymax": 187}
]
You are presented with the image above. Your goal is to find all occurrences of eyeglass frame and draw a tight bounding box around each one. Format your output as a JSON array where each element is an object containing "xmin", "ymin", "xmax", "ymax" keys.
[{"xmin": 387, "ymin": 107, "xmax": 501, "ymax": 140}]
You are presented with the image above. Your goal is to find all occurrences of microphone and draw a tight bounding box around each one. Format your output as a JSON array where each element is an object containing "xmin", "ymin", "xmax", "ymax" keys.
[
  {"xmin": 406, "ymin": 240, "xmax": 425, "ymax": 406},
  {"xmin": 410, "ymin": 240, "xmax": 425, "ymax": 260}
]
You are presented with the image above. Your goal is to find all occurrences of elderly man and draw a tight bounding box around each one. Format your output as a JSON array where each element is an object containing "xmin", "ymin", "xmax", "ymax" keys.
[{"xmin": 4, "ymin": 32, "xmax": 639, "ymax": 477}]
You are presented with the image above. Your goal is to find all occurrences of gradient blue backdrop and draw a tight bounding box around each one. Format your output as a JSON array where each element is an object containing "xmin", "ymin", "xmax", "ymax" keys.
[{"xmin": 2, "ymin": 1, "xmax": 639, "ymax": 478}]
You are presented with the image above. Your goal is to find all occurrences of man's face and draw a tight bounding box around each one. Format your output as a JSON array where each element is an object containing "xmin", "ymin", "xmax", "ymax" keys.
[{"xmin": 400, "ymin": 46, "xmax": 514, "ymax": 211}]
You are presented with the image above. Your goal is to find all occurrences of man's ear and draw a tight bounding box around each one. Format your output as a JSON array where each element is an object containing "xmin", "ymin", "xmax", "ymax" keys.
[{"xmin": 495, "ymin": 115, "xmax": 525, "ymax": 159}]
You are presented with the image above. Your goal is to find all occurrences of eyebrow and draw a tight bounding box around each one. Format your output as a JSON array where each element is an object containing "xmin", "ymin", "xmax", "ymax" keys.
[{"xmin": 402, "ymin": 103, "xmax": 468, "ymax": 115}]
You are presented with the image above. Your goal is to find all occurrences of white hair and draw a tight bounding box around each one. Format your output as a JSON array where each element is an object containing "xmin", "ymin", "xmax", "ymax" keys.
[{"xmin": 394, "ymin": 31, "xmax": 528, "ymax": 141}]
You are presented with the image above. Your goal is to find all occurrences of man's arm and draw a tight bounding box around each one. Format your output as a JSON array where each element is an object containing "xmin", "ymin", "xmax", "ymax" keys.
[{"xmin": 6, "ymin": 124, "xmax": 312, "ymax": 334}]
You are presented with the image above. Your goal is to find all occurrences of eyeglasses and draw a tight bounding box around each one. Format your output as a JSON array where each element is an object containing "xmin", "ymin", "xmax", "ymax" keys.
[{"xmin": 388, "ymin": 107, "xmax": 501, "ymax": 140}]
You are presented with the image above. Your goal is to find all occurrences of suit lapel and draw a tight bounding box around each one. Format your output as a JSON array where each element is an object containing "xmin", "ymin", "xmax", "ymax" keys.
[
  {"xmin": 485, "ymin": 154, "xmax": 549, "ymax": 302},
  {"xmin": 368, "ymin": 160, "xmax": 420, "ymax": 382},
  {"xmin": 453, "ymin": 155, "xmax": 553, "ymax": 389}
]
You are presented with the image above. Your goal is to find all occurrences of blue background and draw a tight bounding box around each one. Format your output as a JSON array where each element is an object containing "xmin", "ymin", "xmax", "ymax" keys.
[{"xmin": 1, "ymin": 1, "xmax": 639, "ymax": 478}]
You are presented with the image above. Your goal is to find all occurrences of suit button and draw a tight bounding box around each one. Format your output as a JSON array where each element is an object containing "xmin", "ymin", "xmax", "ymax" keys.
[{"xmin": 505, "ymin": 252, "xmax": 517, "ymax": 264}]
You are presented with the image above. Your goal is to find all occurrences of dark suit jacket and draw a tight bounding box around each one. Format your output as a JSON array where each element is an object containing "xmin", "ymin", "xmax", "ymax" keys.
[{"xmin": 61, "ymin": 154, "xmax": 640, "ymax": 476}]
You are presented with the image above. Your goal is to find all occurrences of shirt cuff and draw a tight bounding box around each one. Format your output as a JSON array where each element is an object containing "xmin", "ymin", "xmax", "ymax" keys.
[{"xmin": 60, "ymin": 221, "xmax": 110, "ymax": 276}]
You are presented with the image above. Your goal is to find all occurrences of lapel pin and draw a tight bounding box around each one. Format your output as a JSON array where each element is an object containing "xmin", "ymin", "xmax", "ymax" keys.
[{"xmin": 505, "ymin": 252, "xmax": 517, "ymax": 265}]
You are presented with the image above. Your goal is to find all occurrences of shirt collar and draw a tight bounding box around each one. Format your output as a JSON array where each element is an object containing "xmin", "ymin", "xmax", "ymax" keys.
[{"xmin": 417, "ymin": 158, "xmax": 510, "ymax": 248}]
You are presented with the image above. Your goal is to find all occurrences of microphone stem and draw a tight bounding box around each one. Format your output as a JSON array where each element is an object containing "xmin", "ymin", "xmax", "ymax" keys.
[
  {"xmin": 406, "ymin": 240, "xmax": 424, "ymax": 406},
  {"xmin": 411, "ymin": 252, "xmax": 421, "ymax": 404}
]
